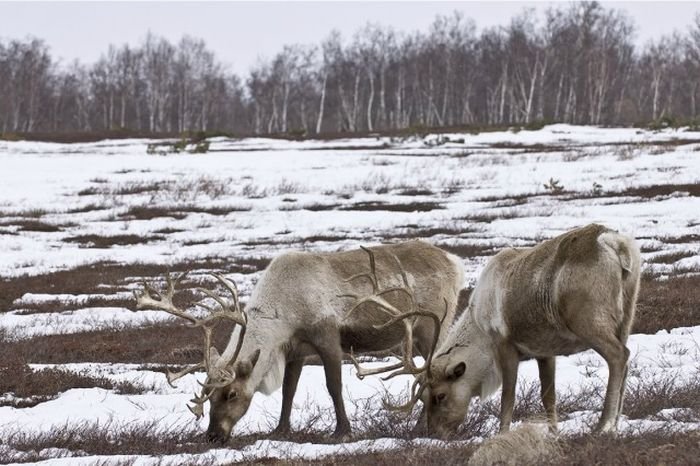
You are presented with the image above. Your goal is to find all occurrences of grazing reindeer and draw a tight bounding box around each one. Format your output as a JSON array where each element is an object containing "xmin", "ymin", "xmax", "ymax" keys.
[
  {"xmin": 134, "ymin": 241, "xmax": 463, "ymax": 442},
  {"xmin": 389, "ymin": 224, "xmax": 641, "ymax": 436}
]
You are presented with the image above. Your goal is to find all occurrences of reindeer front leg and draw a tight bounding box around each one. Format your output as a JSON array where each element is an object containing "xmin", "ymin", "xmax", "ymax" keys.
[
  {"xmin": 318, "ymin": 344, "xmax": 351, "ymax": 437},
  {"xmin": 272, "ymin": 358, "xmax": 304, "ymax": 436},
  {"xmin": 497, "ymin": 343, "xmax": 520, "ymax": 432}
]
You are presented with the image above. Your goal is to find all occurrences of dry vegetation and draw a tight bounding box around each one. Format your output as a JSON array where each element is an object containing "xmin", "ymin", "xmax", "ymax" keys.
[
  {"xmin": 0, "ymin": 359, "xmax": 143, "ymax": 408},
  {"xmin": 0, "ymin": 257, "xmax": 270, "ymax": 312},
  {"xmin": 2, "ymin": 369, "xmax": 698, "ymax": 464},
  {"xmin": 1, "ymin": 152, "xmax": 699, "ymax": 463}
]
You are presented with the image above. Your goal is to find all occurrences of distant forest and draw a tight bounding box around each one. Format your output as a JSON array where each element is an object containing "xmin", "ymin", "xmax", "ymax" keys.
[{"xmin": 2, "ymin": 1, "xmax": 700, "ymax": 136}]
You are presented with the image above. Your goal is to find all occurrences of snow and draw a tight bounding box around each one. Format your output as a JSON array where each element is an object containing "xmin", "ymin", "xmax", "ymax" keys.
[
  {"xmin": 0, "ymin": 326, "xmax": 696, "ymax": 464},
  {"xmin": 1, "ymin": 125, "xmax": 700, "ymax": 463}
]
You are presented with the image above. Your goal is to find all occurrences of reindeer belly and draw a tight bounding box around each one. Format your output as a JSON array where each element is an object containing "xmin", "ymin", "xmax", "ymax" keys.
[
  {"xmin": 508, "ymin": 318, "xmax": 589, "ymax": 358},
  {"xmin": 339, "ymin": 322, "xmax": 405, "ymax": 354}
]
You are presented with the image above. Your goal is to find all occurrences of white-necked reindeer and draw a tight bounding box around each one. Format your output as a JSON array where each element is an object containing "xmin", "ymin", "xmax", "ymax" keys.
[
  {"xmin": 134, "ymin": 241, "xmax": 464, "ymax": 442},
  {"xmin": 387, "ymin": 224, "xmax": 641, "ymax": 436}
]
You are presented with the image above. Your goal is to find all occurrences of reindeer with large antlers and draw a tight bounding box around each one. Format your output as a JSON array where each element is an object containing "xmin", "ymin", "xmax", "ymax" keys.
[{"xmin": 134, "ymin": 241, "xmax": 464, "ymax": 442}]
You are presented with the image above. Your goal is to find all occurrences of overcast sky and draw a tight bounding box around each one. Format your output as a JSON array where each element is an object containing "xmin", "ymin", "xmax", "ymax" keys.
[{"xmin": 1, "ymin": 1, "xmax": 699, "ymax": 74}]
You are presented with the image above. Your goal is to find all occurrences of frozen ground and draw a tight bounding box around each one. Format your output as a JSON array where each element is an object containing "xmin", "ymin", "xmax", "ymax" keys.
[{"xmin": 1, "ymin": 125, "xmax": 699, "ymax": 464}]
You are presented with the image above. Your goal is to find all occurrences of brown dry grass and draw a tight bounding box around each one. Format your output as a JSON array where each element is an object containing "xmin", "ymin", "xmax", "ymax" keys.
[
  {"xmin": 0, "ymin": 358, "xmax": 143, "ymax": 408},
  {"xmin": 340, "ymin": 201, "xmax": 444, "ymax": 212},
  {"xmin": 634, "ymin": 273, "xmax": 700, "ymax": 333},
  {"xmin": 1, "ymin": 321, "xmax": 234, "ymax": 364},
  {"xmin": 1, "ymin": 422, "xmax": 211, "ymax": 464},
  {"xmin": 646, "ymin": 250, "xmax": 696, "ymax": 264},
  {"xmin": 0, "ymin": 257, "xmax": 269, "ymax": 312},
  {"xmin": 0, "ymin": 219, "xmax": 63, "ymax": 232},
  {"xmin": 64, "ymin": 234, "xmax": 165, "ymax": 248}
]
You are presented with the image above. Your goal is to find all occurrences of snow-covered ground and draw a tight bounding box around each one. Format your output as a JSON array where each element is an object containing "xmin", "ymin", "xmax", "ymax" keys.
[{"xmin": 1, "ymin": 125, "xmax": 699, "ymax": 464}]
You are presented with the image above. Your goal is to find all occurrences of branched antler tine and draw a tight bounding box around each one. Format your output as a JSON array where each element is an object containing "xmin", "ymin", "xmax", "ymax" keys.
[
  {"xmin": 201, "ymin": 326, "xmax": 215, "ymax": 376},
  {"xmin": 388, "ymin": 251, "xmax": 412, "ymax": 291},
  {"xmin": 195, "ymin": 301, "xmax": 215, "ymax": 312},
  {"xmin": 187, "ymin": 389, "xmax": 213, "ymax": 419},
  {"xmin": 211, "ymin": 273, "xmax": 240, "ymax": 310},
  {"xmin": 343, "ymin": 272, "xmax": 375, "ymax": 285},
  {"xmin": 360, "ymin": 246, "xmax": 379, "ymax": 292},
  {"xmin": 165, "ymin": 362, "xmax": 205, "ymax": 387},
  {"xmin": 384, "ymin": 379, "xmax": 427, "ymax": 413},
  {"xmin": 348, "ymin": 347, "xmax": 406, "ymax": 380},
  {"xmin": 197, "ymin": 287, "xmax": 230, "ymax": 312},
  {"xmin": 143, "ymin": 280, "xmax": 162, "ymax": 300},
  {"xmin": 173, "ymin": 271, "xmax": 188, "ymax": 286},
  {"xmin": 188, "ymin": 403, "xmax": 204, "ymax": 420}
]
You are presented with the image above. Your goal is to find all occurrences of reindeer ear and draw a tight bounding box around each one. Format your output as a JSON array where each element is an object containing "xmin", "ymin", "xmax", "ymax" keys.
[
  {"xmin": 235, "ymin": 349, "xmax": 261, "ymax": 378},
  {"xmin": 448, "ymin": 361, "xmax": 466, "ymax": 380}
]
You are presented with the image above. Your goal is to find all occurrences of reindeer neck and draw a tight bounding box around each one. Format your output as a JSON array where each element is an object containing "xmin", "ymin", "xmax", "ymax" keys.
[
  {"xmin": 439, "ymin": 306, "xmax": 491, "ymax": 354},
  {"xmin": 220, "ymin": 316, "xmax": 288, "ymax": 396}
]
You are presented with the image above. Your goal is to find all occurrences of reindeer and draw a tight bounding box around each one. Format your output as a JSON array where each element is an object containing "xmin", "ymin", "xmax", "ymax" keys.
[
  {"xmin": 133, "ymin": 240, "xmax": 464, "ymax": 442},
  {"xmin": 381, "ymin": 224, "xmax": 641, "ymax": 437}
]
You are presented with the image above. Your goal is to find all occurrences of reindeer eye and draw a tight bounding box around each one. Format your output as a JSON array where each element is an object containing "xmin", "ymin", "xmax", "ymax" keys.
[{"xmin": 226, "ymin": 391, "xmax": 238, "ymax": 401}]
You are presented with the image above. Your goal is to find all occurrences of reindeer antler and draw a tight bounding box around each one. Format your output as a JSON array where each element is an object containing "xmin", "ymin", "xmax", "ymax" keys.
[
  {"xmin": 340, "ymin": 246, "xmax": 445, "ymax": 413},
  {"xmin": 133, "ymin": 271, "xmax": 248, "ymax": 419}
]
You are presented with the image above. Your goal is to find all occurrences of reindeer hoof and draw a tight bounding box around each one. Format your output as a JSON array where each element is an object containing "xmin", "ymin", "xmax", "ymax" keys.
[
  {"xmin": 331, "ymin": 424, "xmax": 352, "ymax": 440},
  {"xmin": 270, "ymin": 426, "xmax": 291, "ymax": 438}
]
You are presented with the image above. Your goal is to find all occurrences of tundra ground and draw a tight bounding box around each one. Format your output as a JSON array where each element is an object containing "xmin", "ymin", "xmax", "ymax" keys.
[{"xmin": 1, "ymin": 125, "xmax": 699, "ymax": 464}]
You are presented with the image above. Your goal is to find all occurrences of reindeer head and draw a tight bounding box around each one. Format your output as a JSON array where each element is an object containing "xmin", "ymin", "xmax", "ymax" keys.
[
  {"xmin": 423, "ymin": 344, "xmax": 501, "ymax": 436},
  {"xmin": 133, "ymin": 272, "xmax": 254, "ymax": 443},
  {"xmin": 204, "ymin": 346, "xmax": 260, "ymax": 443}
]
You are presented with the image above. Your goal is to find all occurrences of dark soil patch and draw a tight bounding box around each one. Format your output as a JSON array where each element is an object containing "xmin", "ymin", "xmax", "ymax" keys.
[
  {"xmin": 391, "ymin": 224, "xmax": 478, "ymax": 239},
  {"xmin": 662, "ymin": 234, "xmax": 700, "ymax": 244},
  {"xmin": 634, "ymin": 273, "xmax": 700, "ymax": 333},
  {"xmin": 647, "ymin": 250, "xmax": 695, "ymax": 265},
  {"xmin": 340, "ymin": 202, "xmax": 443, "ymax": 212},
  {"xmin": 1, "ymin": 321, "xmax": 233, "ymax": 365},
  {"xmin": 397, "ymin": 188, "xmax": 435, "ymax": 196},
  {"xmin": 302, "ymin": 203, "xmax": 342, "ymax": 212},
  {"xmin": 64, "ymin": 234, "xmax": 165, "ymax": 248},
  {"xmin": 153, "ymin": 227, "xmax": 186, "ymax": 234},
  {"xmin": 0, "ymin": 257, "xmax": 270, "ymax": 312},
  {"xmin": 66, "ymin": 203, "xmax": 112, "ymax": 213},
  {"xmin": 302, "ymin": 235, "xmax": 357, "ymax": 243},
  {"xmin": 12, "ymin": 294, "xmax": 134, "ymax": 315},
  {"xmin": 476, "ymin": 192, "xmax": 537, "ymax": 204},
  {"xmin": 488, "ymin": 142, "xmax": 569, "ymax": 153},
  {"xmin": 120, "ymin": 206, "xmax": 188, "ymax": 220},
  {"xmin": 120, "ymin": 204, "xmax": 251, "ymax": 220},
  {"xmin": 0, "ymin": 359, "xmax": 143, "ymax": 408},
  {"xmin": 0, "ymin": 220, "xmax": 63, "ymax": 232},
  {"xmin": 620, "ymin": 183, "xmax": 700, "ymax": 198}
]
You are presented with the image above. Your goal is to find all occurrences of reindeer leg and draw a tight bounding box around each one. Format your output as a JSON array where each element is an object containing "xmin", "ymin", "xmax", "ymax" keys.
[
  {"xmin": 272, "ymin": 358, "xmax": 304, "ymax": 436},
  {"xmin": 537, "ymin": 357, "xmax": 557, "ymax": 433},
  {"xmin": 572, "ymin": 314, "xmax": 629, "ymax": 433},
  {"xmin": 593, "ymin": 336, "xmax": 629, "ymax": 433},
  {"xmin": 313, "ymin": 335, "xmax": 351, "ymax": 437},
  {"xmin": 497, "ymin": 343, "xmax": 520, "ymax": 433}
]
